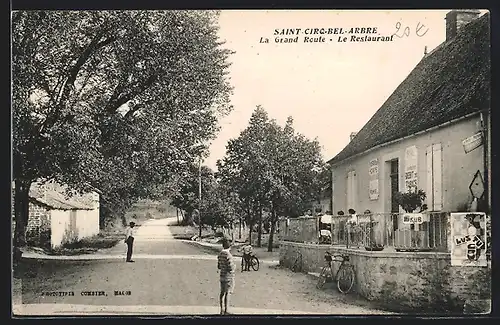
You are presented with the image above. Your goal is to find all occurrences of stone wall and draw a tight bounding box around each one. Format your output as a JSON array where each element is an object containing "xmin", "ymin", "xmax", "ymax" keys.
[
  {"xmin": 280, "ymin": 242, "xmax": 491, "ymax": 313},
  {"xmin": 27, "ymin": 203, "xmax": 50, "ymax": 232},
  {"xmin": 26, "ymin": 202, "xmax": 51, "ymax": 247}
]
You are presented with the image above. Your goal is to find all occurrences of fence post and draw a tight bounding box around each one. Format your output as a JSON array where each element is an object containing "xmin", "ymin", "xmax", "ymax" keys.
[
  {"xmin": 331, "ymin": 216, "xmax": 334, "ymax": 246},
  {"xmin": 316, "ymin": 216, "xmax": 320, "ymax": 245},
  {"xmin": 383, "ymin": 213, "xmax": 387, "ymax": 247},
  {"xmin": 346, "ymin": 221, "xmax": 350, "ymax": 249},
  {"xmin": 368, "ymin": 213, "xmax": 373, "ymax": 248},
  {"xmin": 301, "ymin": 218, "xmax": 305, "ymax": 243}
]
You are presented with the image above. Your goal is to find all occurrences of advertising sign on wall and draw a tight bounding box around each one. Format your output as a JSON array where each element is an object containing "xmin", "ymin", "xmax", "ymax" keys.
[
  {"xmin": 404, "ymin": 146, "xmax": 418, "ymax": 192},
  {"xmin": 450, "ymin": 212, "xmax": 487, "ymax": 267},
  {"xmin": 368, "ymin": 158, "xmax": 379, "ymax": 200},
  {"xmin": 402, "ymin": 213, "xmax": 428, "ymax": 224},
  {"xmin": 462, "ymin": 132, "xmax": 483, "ymax": 154}
]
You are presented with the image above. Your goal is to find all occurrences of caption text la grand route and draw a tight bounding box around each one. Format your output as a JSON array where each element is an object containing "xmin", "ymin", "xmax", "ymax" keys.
[
  {"xmin": 263, "ymin": 27, "xmax": 391, "ymax": 43},
  {"xmin": 261, "ymin": 24, "xmax": 428, "ymax": 44}
]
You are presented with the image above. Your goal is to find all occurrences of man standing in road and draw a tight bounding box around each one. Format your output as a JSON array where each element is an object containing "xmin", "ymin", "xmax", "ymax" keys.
[
  {"xmin": 125, "ymin": 221, "xmax": 136, "ymax": 263},
  {"xmin": 217, "ymin": 237, "xmax": 236, "ymax": 315}
]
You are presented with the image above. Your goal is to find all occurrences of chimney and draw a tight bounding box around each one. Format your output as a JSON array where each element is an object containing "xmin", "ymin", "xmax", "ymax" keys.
[
  {"xmin": 445, "ymin": 9, "xmax": 481, "ymax": 41},
  {"xmin": 350, "ymin": 132, "xmax": 358, "ymax": 142}
]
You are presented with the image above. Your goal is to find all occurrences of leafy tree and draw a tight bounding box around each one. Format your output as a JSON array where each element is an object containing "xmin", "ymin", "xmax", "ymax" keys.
[
  {"xmin": 217, "ymin": 106, "xmax": 325, "ymax": 251},
  {"xmin": 200, "ymin": 182, "xmax": 236, "ymax": 232},
  {"xmin": 12, "ymin": 10, "xmax": 233, "ymax": 248},
  {"xmin": 171, "ymin": 163, "xmax": 214, "ymax": 226},
  {"xmin": 170, "ymin": 162, "xmax": 238, "ymax": 237},
  {"xmin": 216, "ymin": 106, "xmax": 272, "ymax": 245},
  {"xmin": 263, "ymin": 117, "xmax": 325, "ymax": 251}
]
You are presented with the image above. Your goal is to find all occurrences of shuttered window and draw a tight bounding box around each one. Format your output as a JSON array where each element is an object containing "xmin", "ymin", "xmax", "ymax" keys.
[
  {"xmin": 346, "ymin": 170, "xmax": 357, "ymax": 212},
  {"xmin": 426, "ymin": 143, "xmax": 443, "ymax": 211}
]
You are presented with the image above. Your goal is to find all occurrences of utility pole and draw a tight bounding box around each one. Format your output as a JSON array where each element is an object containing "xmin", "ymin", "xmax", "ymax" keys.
[{"xmin": 198, "ymin": 154, "xmax": 202, "ymax": 238}]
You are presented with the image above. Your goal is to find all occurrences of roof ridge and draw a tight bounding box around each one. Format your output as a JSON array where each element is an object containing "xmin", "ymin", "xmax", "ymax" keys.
[
  {"xmin": 328, "ymin": 13, "xmax": 489, "ymax": 165},
  {"xmin": 29, "ymin": 181, "xmax": 96, "ymax": 210}
]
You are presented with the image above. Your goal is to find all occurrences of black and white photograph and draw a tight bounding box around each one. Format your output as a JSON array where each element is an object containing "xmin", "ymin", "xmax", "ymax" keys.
[{"xmin": 11, "ymin": 8, "xmax": 491, "ymax": 316}]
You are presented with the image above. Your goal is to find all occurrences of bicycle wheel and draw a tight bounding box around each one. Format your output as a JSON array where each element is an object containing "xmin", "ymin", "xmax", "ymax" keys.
[
  {"xmin": 250, "ymin": 256, "xmax": 260, "ymax": 271},
  {"xmin": 316, "ymin": 268, "xmax": 327, "ymax": 289},
  {"xmin": 337, "ymin": 265, "xmax": 355, "ymax": 294}
]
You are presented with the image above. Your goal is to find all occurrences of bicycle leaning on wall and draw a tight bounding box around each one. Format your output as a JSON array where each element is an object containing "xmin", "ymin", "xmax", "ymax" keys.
[{"xmin": 316, "ymin": 251, "xmax": 355, "ymax": 294}]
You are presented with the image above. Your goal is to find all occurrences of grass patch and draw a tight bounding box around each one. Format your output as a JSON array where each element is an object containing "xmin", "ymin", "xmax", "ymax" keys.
[
  {"xmin": 51, "ymin": 231, "xmax": 123, "ymax": 255},
  {"xmin": 19, "ymin": 230, "xmax": 125, "ymax": 256},
  {"xmin": 169, "ymin": 225, "xmax": 213, "ymax": 240}
]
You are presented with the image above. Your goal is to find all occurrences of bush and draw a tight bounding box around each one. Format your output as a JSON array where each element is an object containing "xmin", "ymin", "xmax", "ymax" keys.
[{"xmin": 26, "ymin": 229, "xmax": 51, "ymax": 250}]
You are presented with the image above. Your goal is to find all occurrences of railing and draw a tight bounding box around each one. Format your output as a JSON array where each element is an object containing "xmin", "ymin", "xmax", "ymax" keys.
[
  {"xmin": 279, "ymin": 216, "xmax": 320, "ymax": 244},
  {"xmin": 278, "ymin": 212, "xmax": 450, "ymax": 252}
]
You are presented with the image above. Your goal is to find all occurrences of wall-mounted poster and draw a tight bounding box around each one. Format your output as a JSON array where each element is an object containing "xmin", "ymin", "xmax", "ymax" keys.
[
  {"xmin": 404, "ymin": 146, "xmax": 418, "ymax": 192},
  {"xmin": 462, "ymin": 132, "xmax": 483, "ymax": 154},
  {"xmin": 450, "ymin": 212, "xmax": 487, "ymax": 267},
  {"xmin": 368, "ymin": 158, "xmax": 379, "ymax": 200}
]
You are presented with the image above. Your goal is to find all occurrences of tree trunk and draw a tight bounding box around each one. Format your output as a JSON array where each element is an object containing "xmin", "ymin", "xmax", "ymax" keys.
[
  {"xmin": 14, "ymin": 179, "xmax": 32, "ymax": 250},
  {"xmin": 181, "ymin": 210, "xmax": 188, "ymax": 225},
  {"xmin": 248, "ymin": 221, "xmax": 252, "ymax": 244},
  {"xmin": 268, "ymin": 208, "xmax": 277, "ymax": 252},
  {"xmin": 185, "ymin": 210, "xmax": 193, "ymax": 226},
  {"xmin": 99, "ymin": 204, "xmax": 108, "ymax": 229},
  {"xmin": 245, "ymin": 204, "xmax": 252, "ymax": 244},
  {"xmin": 238, "ymin": 217, "xmax": 242, "ymax": 239},
  {"xmin": 257, "ymin": 204, "xmax": 263, "ymax": 247},
  {"xmin": 198, "ymin": 216, "xmax": 202, "ymax": 238}
]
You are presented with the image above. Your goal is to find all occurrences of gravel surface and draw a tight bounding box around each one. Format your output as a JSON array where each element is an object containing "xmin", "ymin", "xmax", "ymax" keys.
[{"xmin": 16, "ymin": 218, "xmax": 391, "ymax": 315}]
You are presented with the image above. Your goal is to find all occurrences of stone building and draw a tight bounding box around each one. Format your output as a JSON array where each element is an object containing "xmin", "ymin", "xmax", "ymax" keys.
[{"xmin": 25, "ymin": 181, "xmax": 100, "ymax": 248}]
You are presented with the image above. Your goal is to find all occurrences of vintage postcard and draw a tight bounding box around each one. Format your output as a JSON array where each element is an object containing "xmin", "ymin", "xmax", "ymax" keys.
[{"xmin": 11, "ymin": 9, "xmax": 491, "ymax": 317}]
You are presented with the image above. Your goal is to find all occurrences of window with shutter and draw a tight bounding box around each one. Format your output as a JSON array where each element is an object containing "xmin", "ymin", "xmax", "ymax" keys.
[
  {"xmin": 352, "ymin": 171, "xmax": 357, "ymax": 211},
  {"xmin": 346, "ymin": 170, "xmax": 357, "ymax": 211},
  {"xmin": 426, "ymin": 143, "xmax": 443, "ymax": 211},
  {"xmin": 346, "ymin": 172, "xmax": 351, "ymax": 212}
]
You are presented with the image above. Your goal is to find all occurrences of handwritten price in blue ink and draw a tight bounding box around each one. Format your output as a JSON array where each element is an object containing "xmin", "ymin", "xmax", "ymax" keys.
[{"xmin": 393, "ymin": 21, "xmax": 429, "ymax": 38}]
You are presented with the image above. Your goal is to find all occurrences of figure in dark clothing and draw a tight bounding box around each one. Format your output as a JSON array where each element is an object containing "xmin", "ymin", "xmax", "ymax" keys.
[{"xmin": 125, "ymin": 222, "xmax": 136, "ymax": 262}]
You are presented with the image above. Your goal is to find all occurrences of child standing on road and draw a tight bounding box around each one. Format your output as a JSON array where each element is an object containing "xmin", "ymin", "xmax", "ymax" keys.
[
  {"xmin": 217, "ymin": 237, "xmax": 236, "ymax": 315},
  {"xmin": 240, "ymin": 243, "xmax": 253, "ymax": 271}
]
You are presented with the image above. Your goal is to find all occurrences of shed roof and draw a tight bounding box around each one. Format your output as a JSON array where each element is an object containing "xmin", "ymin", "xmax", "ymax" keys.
[
  {"xmin": 328, "ymin": 13, "xmax": 490, "ymax": 165},
  {"xmin": 29, "ymin": 182, "xmax": 97, "ymax": 210}
]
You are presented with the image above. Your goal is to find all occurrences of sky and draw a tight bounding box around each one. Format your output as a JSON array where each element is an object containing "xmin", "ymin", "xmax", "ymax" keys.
[{"xmin": 204, "ymin": 10, "xmax": 453, "ymax": 170}]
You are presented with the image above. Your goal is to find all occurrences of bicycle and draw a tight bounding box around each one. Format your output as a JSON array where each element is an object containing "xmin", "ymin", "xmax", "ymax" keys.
[
  {"xmin": 291, "ymin": 251, "xmax": 303, "ymax": 273},
  {"xmin": 241, "ymin": 253, "xmax": 260, "ymax": 271},
  {"xmin": 316, "ymin": 251, "xmax": 355, "ymax": 294}
]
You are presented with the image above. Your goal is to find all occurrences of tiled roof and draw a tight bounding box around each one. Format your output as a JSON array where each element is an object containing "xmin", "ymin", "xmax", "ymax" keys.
[
  {"xmin": 328, "ymin": 13, "xmax": 490, "ymax": 165},
  {"xmin": 29, "ymin": 182, "xmax": 97, "ymax": 210}
]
